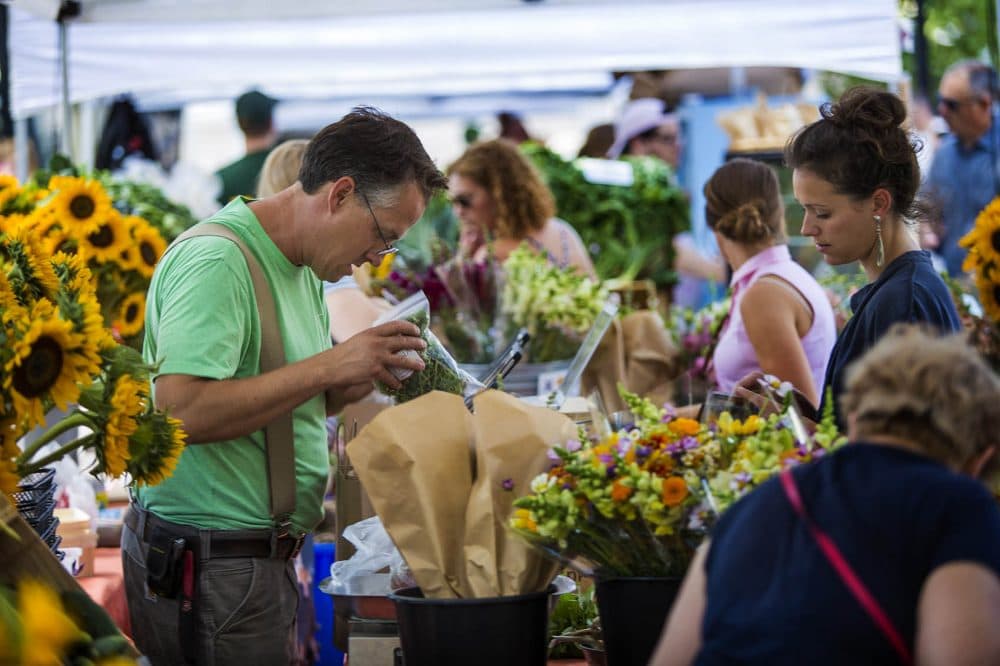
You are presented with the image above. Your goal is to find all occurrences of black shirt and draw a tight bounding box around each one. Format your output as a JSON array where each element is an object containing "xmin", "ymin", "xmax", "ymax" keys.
[
  {"xmin": 821, "ymin": 251, "xmax": 960, "ymax": 429},
  {"xmin": 697, "ymin": 444, "xmax": 1000, "ymax": 665}
]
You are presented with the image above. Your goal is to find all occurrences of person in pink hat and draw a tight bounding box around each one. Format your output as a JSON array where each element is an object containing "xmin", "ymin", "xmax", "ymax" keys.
[
  {"xmin": 609, "ymin": 98, "xmax": 726, "ymax": 289},
  {"xmin": 607, "ymin": 97, "xmax": 683, "ymax": 169}
]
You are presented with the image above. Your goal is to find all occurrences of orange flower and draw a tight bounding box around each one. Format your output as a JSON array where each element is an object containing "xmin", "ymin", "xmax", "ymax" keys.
[
  {"xmin": 611, "ymin": 481, "xmax": 633, "ymax": 503},
  {"xmin": 662, "ymin": 476, "xmax": 688, "ymax": 507},
  {"xmin": 667, "ymin": 418, "xmax": 700, "ymax": 437}
]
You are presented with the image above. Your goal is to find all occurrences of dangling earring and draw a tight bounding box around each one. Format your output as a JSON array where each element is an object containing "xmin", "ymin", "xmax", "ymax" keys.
[{"xmin": 874, "ymin": 215, "xmax": 884, "ymax": 268}]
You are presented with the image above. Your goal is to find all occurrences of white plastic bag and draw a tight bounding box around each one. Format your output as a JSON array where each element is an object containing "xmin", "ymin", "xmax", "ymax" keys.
[{"xmin": 328, "ymin": 516, "xmax": 411, "ymax": 593}]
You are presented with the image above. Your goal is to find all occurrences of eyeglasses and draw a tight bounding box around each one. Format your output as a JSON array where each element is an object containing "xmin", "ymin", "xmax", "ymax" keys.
[
  {"xmin": 359, "ymin": 191, "xmax": 398, "ymax": 257},
  {"xmin": 651, "ymin": 132, "xmax": 679, "ymax": 146},
  {"xmin": 937, "ymin": 94, "xmax": 971, "ymax": 113},
  {"xmin": 451, "ymin": 194, "xmax": 474, "ymax": 209}
]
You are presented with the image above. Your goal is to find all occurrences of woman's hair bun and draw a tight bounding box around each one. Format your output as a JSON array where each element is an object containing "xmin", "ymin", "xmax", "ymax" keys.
[
  {"xmin": 820, "ymin": 86, "xmax": 906, "ymax": 132},
  {"xmin": 718, "ymin": 200, "xmax": 769, "ymax": 243}
]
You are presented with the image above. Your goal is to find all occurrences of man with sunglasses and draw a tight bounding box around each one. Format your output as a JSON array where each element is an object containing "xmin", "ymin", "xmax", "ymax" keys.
[
  {"xmin": 925, "ymin": 60, "xmax": 1000, "ymax": 276},
  {"xmin": 125, "ymin": 107, "xmax": 447, "ymax": 665}
]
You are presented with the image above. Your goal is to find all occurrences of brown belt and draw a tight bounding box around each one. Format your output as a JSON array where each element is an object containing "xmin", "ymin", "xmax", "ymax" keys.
[{"xmin": 124, "ymin": 505, "xmax": 303, "ymax": 561}]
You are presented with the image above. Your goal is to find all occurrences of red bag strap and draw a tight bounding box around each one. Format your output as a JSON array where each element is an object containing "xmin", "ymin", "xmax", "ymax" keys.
[{"xmin": 780, "ymin": 468, "xmax": 913, "ymax": 665}]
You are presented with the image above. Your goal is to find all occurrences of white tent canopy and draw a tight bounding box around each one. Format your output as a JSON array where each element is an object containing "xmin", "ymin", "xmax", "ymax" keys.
[{"xmin": 11, "ymin": 0, "xmax": 902, "ymax": 119}]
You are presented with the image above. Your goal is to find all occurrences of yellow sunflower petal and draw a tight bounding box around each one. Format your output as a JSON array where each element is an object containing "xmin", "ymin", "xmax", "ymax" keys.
[
  {"xmin": 50, "ymin": 176, "xmax": 111, "ymax": 235},
  {"xmin": 4, "ymin": 300, "xmax": 87, "ymax": 428},
  {"xmin": 18, "ymin": 579, "xmax": 86, "ymax": 663},
  {"xmin": 112, "ymin": 291, "xmax": 146, "ymax": 339},
  {"xmin": 79, "ymin": 209, "xmax": 130, "ymax": 264}
]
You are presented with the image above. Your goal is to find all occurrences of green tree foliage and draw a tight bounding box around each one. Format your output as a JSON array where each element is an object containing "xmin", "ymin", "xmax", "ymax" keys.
[{"xmin": 900, "ymin": 0, "xmax": 997, "ymax": 93}]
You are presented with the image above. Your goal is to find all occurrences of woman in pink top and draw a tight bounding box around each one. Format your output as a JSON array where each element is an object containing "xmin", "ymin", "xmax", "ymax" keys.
[{"xmin": 707, "ymin": 159, "xmax": 836, "ymax": 407}]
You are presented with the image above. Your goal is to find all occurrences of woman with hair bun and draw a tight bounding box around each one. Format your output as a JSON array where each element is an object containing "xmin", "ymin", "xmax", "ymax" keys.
[
  {"xmin": 741, "ymin": 87, "xmax": 961, "ymax": 427},
  {"xmin": 706, "ymin": 158, "xmax": 836, "ymax": 407}
]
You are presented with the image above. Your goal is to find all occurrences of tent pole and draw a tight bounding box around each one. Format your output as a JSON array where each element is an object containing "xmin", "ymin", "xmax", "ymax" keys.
[
  {"xmin": 913, "ymin": 0, "xmax": 930, "ymax": 97},
  {"xmin": 58, "ymin": 17, "xmax": 72, "ymax": 157},
  {"xmin": 0, "ymin": 3, "xmax": 12, "ymax": 140},
  {"xmin": 14, "ymin": 118, "xmax": 27, "ymax": 181}
]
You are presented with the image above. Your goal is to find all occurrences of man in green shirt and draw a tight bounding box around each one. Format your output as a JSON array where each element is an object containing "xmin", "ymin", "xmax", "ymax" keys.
[
  {"xmin": 124, "ymin": 107, "xmax": 447, "ymax": 665},
  {"xmin": 215, "ymin": 90, "xmax": 279, "ymax": 206}
]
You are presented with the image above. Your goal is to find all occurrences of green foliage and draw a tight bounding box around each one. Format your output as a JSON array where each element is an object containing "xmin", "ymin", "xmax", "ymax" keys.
[
  {"xmin": 520, "ymin": 142, "xmax": 689, "ymax": 288},
  {"xmin": 900, "ymin": 0, "xmax": 995, "ymax": 93},
  {"xmin": 548, "ymin": 587, "xmax": 601, "ymax": 658}
]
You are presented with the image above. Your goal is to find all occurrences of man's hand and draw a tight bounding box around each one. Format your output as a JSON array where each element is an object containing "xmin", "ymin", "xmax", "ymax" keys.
[{"xmin": 323, "ymin": 320, "xmax": 427, "ymax": 413}]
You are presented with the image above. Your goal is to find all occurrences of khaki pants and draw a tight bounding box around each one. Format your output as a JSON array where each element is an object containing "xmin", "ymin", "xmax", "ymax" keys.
[{"xmin": 122, "ymin": 516, "xmax": 300, "ymax": 665}]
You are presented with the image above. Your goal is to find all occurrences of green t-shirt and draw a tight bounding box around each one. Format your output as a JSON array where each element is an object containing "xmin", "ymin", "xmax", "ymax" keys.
[{"xmin": 137, "ymin": 198, "xmax": 331, "ymax": 534}]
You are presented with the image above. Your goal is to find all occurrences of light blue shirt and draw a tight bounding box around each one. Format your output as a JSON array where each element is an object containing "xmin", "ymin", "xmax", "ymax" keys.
[{"xmin": 924, "ymin": 116, "xmax": 1000, "ymax": 275}]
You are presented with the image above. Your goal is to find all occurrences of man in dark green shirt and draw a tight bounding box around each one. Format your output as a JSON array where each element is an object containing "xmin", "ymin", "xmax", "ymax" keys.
[{"xmin": 215, "ymin": 89, "xmax": 278, "ymax": 206}]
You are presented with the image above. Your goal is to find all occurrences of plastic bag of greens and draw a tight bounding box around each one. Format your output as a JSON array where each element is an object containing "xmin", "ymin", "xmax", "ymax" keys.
[{"xmin": 373, "ymin": 291, "xmax": 482, "ymax": 404}]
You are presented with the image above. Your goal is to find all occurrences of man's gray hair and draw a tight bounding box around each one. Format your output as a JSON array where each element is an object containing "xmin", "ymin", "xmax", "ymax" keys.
[{"xmin": 945, "ymin": 59, "xmax": 999, "ymax": 101}]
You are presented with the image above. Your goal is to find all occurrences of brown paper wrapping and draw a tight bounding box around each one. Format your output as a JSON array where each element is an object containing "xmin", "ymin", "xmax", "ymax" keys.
[
  {"xmin": 581, "ymin": 310, "xmax": 681, "ymax": 413},
  {"xmin": 346, "ymin": 391, "xmax": 475, "ymax": 598},
  {"xmin": 346, "ymin": 389, "xmax": 576, "ymax": 598},
  {"xmin": 464, "ymin": 391, "xmax": 578, "ymax": 596}
]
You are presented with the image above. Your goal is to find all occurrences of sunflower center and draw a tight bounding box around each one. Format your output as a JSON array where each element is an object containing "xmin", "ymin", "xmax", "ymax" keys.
[
  {"xmin": 125, "ymin": 302, "xmax": 140, "ymax": 323},
  {"xmin": 12, "ymin": 336, "xmax": 64, "ymax": 398},
  {"xmin": 69, "ymin": 194, "xmax": 96, "ymax": 220},
  {"xmin": 88, "ymin": 225, "xmax": 115, "ymax": 248},
  {"xmin": 991, "ymin": 229, "xmax": 1000, "ymax": 255},
  {"xmin": 139, "ymin": 241, "xmax": 158, "ymax": 266}
]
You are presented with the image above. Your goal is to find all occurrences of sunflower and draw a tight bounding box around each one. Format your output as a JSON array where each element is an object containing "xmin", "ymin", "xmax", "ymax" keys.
[
  {"xmin": 128, "ymin": 218, "xmax": 167, "ymax": 279},
  {"xmin": 17, "ymin": 579, "xmax": 87, "ymax": 664},
  {"xmin": 79, "ymin": 210, "xmax": 129, "ymax": 264},
  {"xmin": 112, "ymin": 291, "xmax": 146, "ymax": 338},
  {"xmin": 4, "ymin": 300, "xmax": 86, "ymax": 428},
  {"xmin": 50, "ymin": 176, "xmax": 110, "ymax": 235},
  {"xmin": 1, "ymin": 224, "xmax": 61, "ymax": 304},
  {"xmin": 40, "ymin": 227, "xmax": 78, "ymax": 258},
  {"xmin": 50, "ymin": 250, "xmax": 93, "ymax": 295},
  {"xmin": 100, "ymin": 374, "xmax": 147, "ymax": 477},
  {"xmin": 0, "ymin": 174, "xmax": 20, "ymax": 211},
  {"xmin": 975, "ymin": 271, "xmax": 1000, "ymax": 323},
  {"xmin": 127, "ymin": 412, "xmax": 186, "ymax": 487},
  {"xmin": 962, "ymin": 199, "xmax": 1000, "ymax": 271}
]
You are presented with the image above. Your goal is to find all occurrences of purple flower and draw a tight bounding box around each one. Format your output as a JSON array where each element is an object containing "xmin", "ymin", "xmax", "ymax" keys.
[
  {"xmin": 565, "ymin": 439, "xmax": 582, "ymax": 453},
  {"xmin": 501, "ymin": 478, "xmax": 514, "ymax": 491},
  {"xmin": 735, "ymin": 472, "xmax": 752, "ymax": 484},
  {"xmin": 662, "ymin": 404, "xmax": 677, "ymax": 421},
  {"xmin": 616, "ymin": 437, "xmax": 632, "ymax": 456},
  {"xmin": 546, "ymin": 448, "xmax": 561, "ymax": 465},
  {"xmin": 598, "ymin": 453, "xmax": 614, "ymax": 465},
  {"xmin": 636, "ymin": 445, "xmax": 652, "ymax": 458},
  {"xmin": 681, "ymin": 436, "xmax": 699, "ymax": 451}
]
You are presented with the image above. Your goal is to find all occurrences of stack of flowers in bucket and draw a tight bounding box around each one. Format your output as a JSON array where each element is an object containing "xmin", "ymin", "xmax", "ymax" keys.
[
  {"xmin": 0, "ymin": 173, "xmax": 186, "ymax": 664},
  {"xmin": 510, "ymin": 388, "xmax": 845, "ymax": 665},
  {"xmin": 0, "ymin": 161, "xmax": 192, "ymax": 349}
]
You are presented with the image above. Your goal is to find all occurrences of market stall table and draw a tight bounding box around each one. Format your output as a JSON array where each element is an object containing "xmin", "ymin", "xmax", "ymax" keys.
[{"xmin": 78, "ymin": 547, "xmax": 131, "ymax": 639}]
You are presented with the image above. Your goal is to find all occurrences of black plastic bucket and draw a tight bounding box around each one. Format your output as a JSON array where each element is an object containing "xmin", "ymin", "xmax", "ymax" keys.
[
  {"xmin": 595, "ymin": 577, "xmax": 682, "ymax": 666},
  {"xmin": 389, "ymin": 585, "xmax": 553, "ymax": 666}
]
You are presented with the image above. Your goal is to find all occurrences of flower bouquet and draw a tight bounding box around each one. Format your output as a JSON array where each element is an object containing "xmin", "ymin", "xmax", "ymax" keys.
[
  {"xmin": 502, "ymin": 244, "xmax": 610, "ymax": 363},
  {"xmin": 958, "ymin": 197, "xmax": 1000, "ymax": 373},
  {"xmin": 666, "ymin": 297, "xmax": 730, "ymax": 404},
  {"xmin": 0, "ymin": 162, "xmax": 181, "ymax": 348},
  {"xmin": 509, "ymin": 389, "xmax": 845, "ymax": 578},
  {"xmin": 0, "ymin": 217, "xmax": 186, "ymax": 502},
  {"xmin": 0, "ymin": 578, "xmax": 140, "ymax": 664}
]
